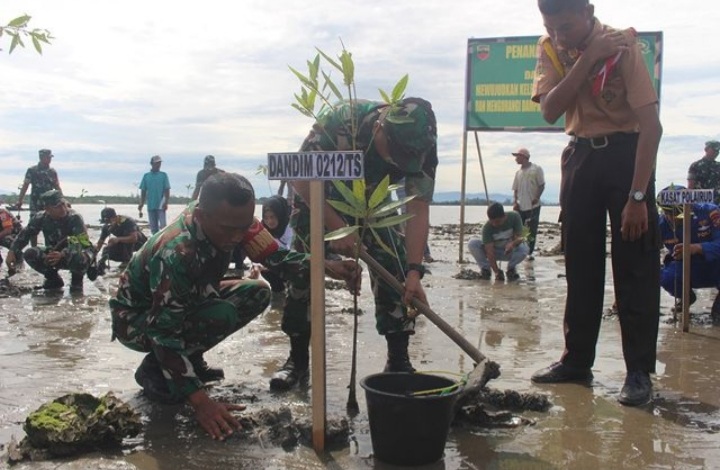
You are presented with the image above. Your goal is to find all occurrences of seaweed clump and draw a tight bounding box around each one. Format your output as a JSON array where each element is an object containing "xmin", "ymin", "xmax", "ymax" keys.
[{"xmin": 6, "ymin": 392, "xmax": 142, "ymax": 463}]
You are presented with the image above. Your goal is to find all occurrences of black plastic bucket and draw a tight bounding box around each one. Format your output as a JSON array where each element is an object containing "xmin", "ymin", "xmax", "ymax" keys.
[{"xmin": 360, "ymin": 372, "xmax": 461, "ymax": 466}]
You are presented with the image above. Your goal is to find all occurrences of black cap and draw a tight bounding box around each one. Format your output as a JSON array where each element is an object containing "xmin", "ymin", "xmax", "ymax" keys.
[{"xmin": 100, "ymin": 207, "xmax": 117, "ymax": 223}]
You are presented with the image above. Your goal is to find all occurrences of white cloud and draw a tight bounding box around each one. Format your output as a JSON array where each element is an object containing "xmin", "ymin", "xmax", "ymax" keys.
[{"xmin": 0, "ymin": 0, "xmax": 718, "ymax": 200}]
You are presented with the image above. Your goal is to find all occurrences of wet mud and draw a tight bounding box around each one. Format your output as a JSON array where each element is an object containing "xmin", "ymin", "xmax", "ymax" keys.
[{"xmin": 2, "ymin": 219, "xmax": 720, "ymax": 469}]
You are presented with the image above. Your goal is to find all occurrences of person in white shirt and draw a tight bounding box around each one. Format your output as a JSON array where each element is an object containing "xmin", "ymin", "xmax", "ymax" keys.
[{"xmin": 511, "ymin": 147, "xmax": 545, "ymax": 260}]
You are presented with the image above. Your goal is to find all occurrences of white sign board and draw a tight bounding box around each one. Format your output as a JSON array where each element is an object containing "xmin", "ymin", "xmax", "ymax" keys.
[
  {"xmin": 657, "ymin": 189, "xmax": 714, "ymax": 206},
  {"xmin": 267, "ymin": 151, "xmax": 364, "ymax": 180}
]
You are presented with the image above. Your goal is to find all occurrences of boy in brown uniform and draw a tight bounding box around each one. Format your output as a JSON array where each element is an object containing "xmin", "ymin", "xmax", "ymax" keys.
[{"xmin": 529, "ymin": 0, "xmax": 663, "ymax": 406}]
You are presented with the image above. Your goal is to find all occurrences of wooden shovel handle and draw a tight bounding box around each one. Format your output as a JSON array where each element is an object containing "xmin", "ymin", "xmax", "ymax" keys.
[{"xmin": 359, "ymin": 250, "xmax": 486, "ymax": 364}]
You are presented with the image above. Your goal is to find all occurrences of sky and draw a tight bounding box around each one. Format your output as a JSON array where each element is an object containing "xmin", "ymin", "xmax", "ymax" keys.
[{"xmin": 1, "ymin": 0, "xmax": 719, "ymax": 202}]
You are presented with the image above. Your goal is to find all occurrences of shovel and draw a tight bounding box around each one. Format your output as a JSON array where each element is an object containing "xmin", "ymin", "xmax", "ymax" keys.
[{"xmin": 359, "ymin": 250, "xmax": 500, "ymax": 396}]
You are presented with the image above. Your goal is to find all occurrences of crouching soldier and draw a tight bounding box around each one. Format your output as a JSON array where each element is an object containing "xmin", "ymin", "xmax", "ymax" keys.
[
  {"xmin": 90, "ymin": 207, "xmax": 147, "ymax": 278},
  {"xmin": 5, "ymin": 189, "xmax": 95, "ymax": 292}
]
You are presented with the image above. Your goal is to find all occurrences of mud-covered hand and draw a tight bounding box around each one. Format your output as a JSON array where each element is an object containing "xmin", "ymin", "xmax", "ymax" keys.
[
  {"xmin": 328, "ymin": 231, "xmax": 362, "ymax": 258},
  {"xmin": 403, "ymin": 270, "xmax": 427, "ymax": 309},
  {"xmin": 188, "ymin": 390, "xmax": 244, "ymax": 441},
  {"xmin": 621, "ymin": 201, "xmax": 648, "ymax": 241},
  {"xmin": 45, "ymin": 250, "xmax": 64, "ymax": 267},
  {"xmin": 325, "ymin": 259, "xmax": 362, "ymax": 294}
]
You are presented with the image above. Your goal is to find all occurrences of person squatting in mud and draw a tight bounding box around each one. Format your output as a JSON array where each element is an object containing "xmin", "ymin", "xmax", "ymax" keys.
[
  {"xmin": 109, "ymin": 172, "xmax": 361, "ymax": 440},
  {"xmin": 270, "ymin": 97, "xmax": 438, "ymax": 391},
  {"xmin": 5, "ymin": 189, "xmax": 95, "ymax": 292}
]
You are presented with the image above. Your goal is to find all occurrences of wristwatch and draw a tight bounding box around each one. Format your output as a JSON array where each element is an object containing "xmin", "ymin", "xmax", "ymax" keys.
[
  {"xmin": 406, "ymin": 263, "xmax": 425, "ymax": 279},
  {"xmin": 629, "ymin": 190, "xmax": 646, "ymax": 202}
]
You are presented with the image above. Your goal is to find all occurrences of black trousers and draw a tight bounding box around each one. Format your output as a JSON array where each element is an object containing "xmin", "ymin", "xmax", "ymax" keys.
[{"xmin": 560, "ymin": 134, "xmax": 660, "ymax": 373}]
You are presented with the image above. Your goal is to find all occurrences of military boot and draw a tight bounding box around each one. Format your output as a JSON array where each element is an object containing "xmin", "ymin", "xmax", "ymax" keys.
[
  {"xmin": 134, "ymin": 353, "xmax": 183, "ymax": 404},
  {"xmin": 189, "ymin": 353, "xmax": 225, "ymax": 383},
  {"xmin": 270, "ymin": 334, "xmax": 310, "ymax": 391},
  {"xmin": 384, "ymin": 332, "xmax": 416, "ymax": 373},
  {"xmin": 39, "ymin": 271, "xmax": 64, "ymax": 290},
  {"xmin": 70, "ymin": 272, "xmax": 84, "ymax": 292}
]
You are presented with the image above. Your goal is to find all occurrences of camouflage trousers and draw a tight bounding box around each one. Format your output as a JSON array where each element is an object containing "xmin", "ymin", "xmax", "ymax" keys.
[
  {"xmin": 282, "ymin": 202, "xmax": 415, "ymax": 337},
  {"xmin": 23, "ymin": 246, "xmax": 94, "ymax": 276},
  {"xmin": 112, "ymin": 279, "xmax": 270, "ymax": 367}
]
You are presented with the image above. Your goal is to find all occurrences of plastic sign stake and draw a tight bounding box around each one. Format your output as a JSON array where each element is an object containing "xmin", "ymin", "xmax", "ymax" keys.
[{"xmin": 267, "ymin": 151, "xmax": 364, "ymax": 453}]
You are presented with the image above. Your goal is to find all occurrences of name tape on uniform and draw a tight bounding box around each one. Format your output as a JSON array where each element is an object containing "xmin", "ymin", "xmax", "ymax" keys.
[
  {"xmin": 658, "ymin": 189, "xmax": 714, "ymax": 206},
  {"xmin": 267, "ymin": 152, "xmax": 364, "ymax": 180}
]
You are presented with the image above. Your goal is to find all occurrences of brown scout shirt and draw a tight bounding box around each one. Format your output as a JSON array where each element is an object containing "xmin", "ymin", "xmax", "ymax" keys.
[{"xmin": 531, "ymin": 18, "xmax": 658, "ymax": 138}]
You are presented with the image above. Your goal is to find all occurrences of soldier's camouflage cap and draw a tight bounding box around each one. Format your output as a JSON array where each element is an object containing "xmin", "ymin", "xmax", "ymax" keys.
[
  {"xmin": 706, "ymin": 140, "xmax": 720, "ymax": 151},
  {"xmin": 40, "ymin": 189, "xmax": 65, "ymax": 207},
  {"xmin": 38, "ymin": 149, "xmax": 53, "ymax": 158},
  {"xmin": 204, "ymin": 155, "xmax": 215, "ymax": 167},
  {"xmin": 379, "ymin": 97, "xmax": 437, "ymax": 173}
]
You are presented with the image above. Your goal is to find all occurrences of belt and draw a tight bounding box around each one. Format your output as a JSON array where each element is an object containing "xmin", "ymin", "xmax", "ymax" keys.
[{"xmin": 570, "ymin": 132, "xmax": 637, "ymax": 149}]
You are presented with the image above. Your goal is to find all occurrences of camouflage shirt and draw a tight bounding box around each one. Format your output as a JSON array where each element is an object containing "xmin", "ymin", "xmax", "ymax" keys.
[
  {"xmin": 24, "ymin": 164, "xmax": 61, "ymax": 212},
  {"xmin": 100, "ymin": 215, "xmax": 147, "ymax": 247},
  {"xmin": 687, "ymin": 158, "xmax": 720, "ymax": 204},
  {"xmin": 10, "ymin": 209, "xmax": 92, "ymax": 255},
  {"xmin": 301, "ymin": 99, "xmax": 438, "ymax": 202},
  {"xmin": 110, "ymin": 201, "xmax": 311, "ymax": 396}
]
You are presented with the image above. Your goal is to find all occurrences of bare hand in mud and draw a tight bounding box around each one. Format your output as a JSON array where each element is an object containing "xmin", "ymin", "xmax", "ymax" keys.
[
  {"xmin": 188, "ymin": 390, "xmax": 245, "ymax": 440},
  {"xmin": 325, "ymin": 259, "xmax": 362, "ymax": 294}
]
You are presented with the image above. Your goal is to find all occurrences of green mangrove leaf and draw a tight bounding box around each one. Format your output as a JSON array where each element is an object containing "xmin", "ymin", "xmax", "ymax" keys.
[
  {"xmin": 372, "ymin": 196, "xmax": 415, "ymax": 219},
  {"xmin": 316, "ymin": 47, "xmax": 343, "ymax": 73},
  {"xmin": 391, "ymin": 74, "xmax": 409, "ymax": 102},
  {"xmin": 325, "ymin": 225, "xmax": 360, "ymax": 241},
  {"xmin": 368, "ymin": 176, "xmax": 391, "ymax": 209},
  {"xmin": 322, "ymin": 71, "xmax": 343, "ymax": 102},
  {"xmin": 351, "ymin": 179, "xmax": 366, "ymax": 208},
  {"xmin": 370, "ymin": 227, "xmax": 398, "ymax": 258},
  {"xmin": 327, "ymin": 199, "xmax": 365, "ymax": 218},
  {"xmin": 368, "ymin": 213, "xmax": 413, "ymax": 229},
  {"xmin": 379, "ymin": 89, "xmax": 391, "ymax": 104},
  {"xmin": 332, "ymin": 181, "xmax": 366, "ymax": 213},
  {"xmin": 8, "ymin": 15, "xmax": 30, "ymax": 28}
]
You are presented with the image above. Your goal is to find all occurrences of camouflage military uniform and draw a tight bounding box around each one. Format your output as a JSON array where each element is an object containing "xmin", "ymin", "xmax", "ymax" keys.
[
  {"xmin": 99, "ymin": 215, "xmax": 148, "ymax": 263},
  {"xmin": 110, "ymin": 201, "xmax": 313, "ymax": 400},
  {"xmin": 285, "ymin": 98, "xmax": 438, "ymax": 336},
  {"xmin": 10, "ymin": 208, "xmax": 94, "ymax": 276},
  {"xmin": 687, "ymin": 158, "xmax": 720, "ymax": 204},
  {"xmin": 24, "ymin": 163, "xmax": 61, "ymax": 215}
]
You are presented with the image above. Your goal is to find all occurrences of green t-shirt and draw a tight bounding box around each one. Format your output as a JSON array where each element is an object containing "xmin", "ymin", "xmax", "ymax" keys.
[{"xmin": 482, "ymin": 211, "xmax": 523, "ymax": 245}]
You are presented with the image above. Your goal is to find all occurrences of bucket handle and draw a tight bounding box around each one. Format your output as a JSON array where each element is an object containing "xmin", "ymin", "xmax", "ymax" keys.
[{"xmin": 409, "ymin": 371, "xmax": 467, "ymax": 397}]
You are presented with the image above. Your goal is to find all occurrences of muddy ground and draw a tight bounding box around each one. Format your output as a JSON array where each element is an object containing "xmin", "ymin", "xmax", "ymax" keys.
[{"xmin": 1, "ymin": 221, "xmax": 720, "ymax": 469}]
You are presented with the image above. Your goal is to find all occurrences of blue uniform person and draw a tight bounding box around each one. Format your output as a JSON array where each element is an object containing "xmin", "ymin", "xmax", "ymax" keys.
[{"xmin": 658, "ymin": 186, "xmax": 720, "ymax": 323}]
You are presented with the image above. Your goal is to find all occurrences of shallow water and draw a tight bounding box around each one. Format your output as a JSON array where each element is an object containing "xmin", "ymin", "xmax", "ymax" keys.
[{"xmin": 1, "ymin": 220, "xmax": 720, "ymax": 469}]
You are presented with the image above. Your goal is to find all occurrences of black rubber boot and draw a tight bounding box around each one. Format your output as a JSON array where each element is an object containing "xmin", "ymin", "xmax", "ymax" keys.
[
  {"xmin": 134, "ymin": 353, "xmax": 183, "ymax": 404},
  {"xmin": 270, "ymin": 334, "xmax": 310, "ymax": 391},
  {"xmin": 70, "ymin": 272, "xmax": 84, "ymax": 292},
  {"xmin": 189, "ymin": 353, "xmax": 225, "ymax": 383},
  {"xmin": 384, "ymin": 332, "xmax": 416, "ymax": 373},
  {"xmin": 39, "ymin": 271, "xmax": 64, "ymax": 290}
]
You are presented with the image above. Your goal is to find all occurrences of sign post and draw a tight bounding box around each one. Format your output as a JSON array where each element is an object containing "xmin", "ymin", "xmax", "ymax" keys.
[
  {"xmin": 657, "ymin": 188, "xmax": 714, "ymax": 332},
  {"xmin": 267, "ymin": 150, "xmax": 364, "ymax": 452}
]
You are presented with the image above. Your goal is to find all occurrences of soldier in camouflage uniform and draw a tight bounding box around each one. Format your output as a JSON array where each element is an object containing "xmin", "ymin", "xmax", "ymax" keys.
[
  {"xmin": 0, "ymin": 206, "xmax": 23, "ymax": 271},
  {"xmin": 271, "ymin": 97, "xmax": 438, "ymax": 390},
  {"xmin": 5, "ymin": 190, "xmax": 95, "ymax": 292},
  {"xmin": 91, "ymin": 207, "xmax": 148, "ymax": 277},
  {"xmin": 688, "ymin": 140, "xmax": 720, "ymax": 204},
  {"xmin": 109, "ymin": 173, "xmax": 360, "ymax": 441},
  {"xmin": 14, "ymin": 149, "xmax": 63, "ymax": 236}
]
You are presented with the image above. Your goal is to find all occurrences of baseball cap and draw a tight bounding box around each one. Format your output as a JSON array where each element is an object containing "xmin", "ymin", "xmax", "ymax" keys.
[
  {"xmin": 100, "ymin": 207, "xmax": 117, "ymax": 223},
  {"xmin": 40, "ymin": 189, "xmax": 65, "ymax": 207},
  {"xmin": 380, "ymin": 97, "xmax": 437, "ymax": 174},
  {"xmin": 706, "ymin": 140, "xmax": 720, "ymax": 151},
  {"xmin": 150, "ymin": 155, "xmax": 162, "ymax": 164},
  {"xmin": 204, "ymin": 155, "xmax": 216, "ymax": 166},
  {"xmin": 512, "ymin": 148, "xmax": 531, "ymax": 158},
  {"xmin": 39, "ymin": 149, "xmax": 53, "ymax": 158}
]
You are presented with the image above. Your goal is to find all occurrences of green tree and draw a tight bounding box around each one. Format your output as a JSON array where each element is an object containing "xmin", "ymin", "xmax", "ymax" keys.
[{"xmin": 1, "ymin": 15, "xmax": 52, "ymax": 54}]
